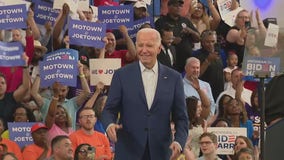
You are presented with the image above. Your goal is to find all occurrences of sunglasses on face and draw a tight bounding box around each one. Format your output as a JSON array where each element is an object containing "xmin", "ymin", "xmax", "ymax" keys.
[{"xmin": 79, "ymin": 149, "xmax": 87, "ymax": 156}]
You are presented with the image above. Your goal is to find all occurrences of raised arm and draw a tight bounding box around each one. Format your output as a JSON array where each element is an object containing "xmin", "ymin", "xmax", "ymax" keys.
[
  {"xmin": 27, "ymin": 8, "xmax": 41, "ymax": 40},
  {"xmin": 53, "ymin": 3, "xmax": 70, "ymax": 50},
  {"xmin": 119, "ymin": 25, "xmax": 136, "ymax": 61},
  {"xmin": 31, "ymin": 75, "xmax": 44, "ymax": 108},
  {"xmin": 208, "ymin": 0, "xmax": 221, "ymax": 30},
  {"xmin": 75, "ymin": 61, "xmax": 91, "ymax": 106},
  {"xmin": 84, "ymin": 81, "xmax": 104, "ymax": 108},
  {"xmin": 13, "ymin": 53, "xmax": 30, "ymax": 102},
  {"xmin": 45, "ymin": 82, "xmax": 60, "ymax": 129}
]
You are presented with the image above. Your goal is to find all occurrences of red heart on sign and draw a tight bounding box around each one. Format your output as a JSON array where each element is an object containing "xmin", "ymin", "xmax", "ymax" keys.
[{"xmin": 99, "ymin": 69, "xmax": 103, "ymax": 74}]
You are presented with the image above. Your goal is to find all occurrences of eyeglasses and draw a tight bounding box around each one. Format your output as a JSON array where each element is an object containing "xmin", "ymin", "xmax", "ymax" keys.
[
  {"xmin": 79, "ymin": 149, "xmax": 87, "ymax": 156},
  {"xmin": 80, "ymin": 114, "xmax": 95, "ymax": 119},
  {"xmin": 14, "ymin": 113, "xmax": 27, "ymax": 117},
  {"xmin": 199, "ymin": 141, "xmax": 214, "ymax": 145},
  {"xmin": 237, "ymin": 16, "xmax": 249, "ymax": 20},
  {"xmin": 195, "ymin": 7, "xmax": 204, "ymax": 10}
]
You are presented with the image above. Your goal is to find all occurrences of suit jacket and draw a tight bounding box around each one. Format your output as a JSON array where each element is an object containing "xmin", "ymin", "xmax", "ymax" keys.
[
  {"xmin": 157, "ymin": 45, "xmax": 177, "ymax": 70},
  {"xmin": 101, "ymin": 61, "xmax": 189, "ymax": 160}
]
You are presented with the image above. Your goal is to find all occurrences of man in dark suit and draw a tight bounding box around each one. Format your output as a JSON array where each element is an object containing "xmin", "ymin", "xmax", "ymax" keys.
[
  {"xmin": 158, "ymin": 27, "xmax": 177, "ymax": 70},
  {"xmin": 101, "ymin": 28, "xmax": 189, "ymax": 160}
]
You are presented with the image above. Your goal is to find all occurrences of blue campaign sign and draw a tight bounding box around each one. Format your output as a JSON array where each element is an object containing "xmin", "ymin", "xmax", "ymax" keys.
[
  {"xmin": 128, "ymin": 17, "xmax": 154, "ymax": 42},
  {"xmin": 34, "ymin": 0, "xmax": 60, "ymax": 25},
  {"xmin": 0, "ymin": 41, "xmax": 24, "ymax": 67},
  {"xmin": 98, "ymin": 5, "xmax": 133, "ymax": 29},
  {"xmin": 0, "ymin": 4, "xmax": 27, "ymax": 30},
  {"xmin": 243, "ymin": 57, "xmax": 280, "ymax": 81},
  {"xmin": 8, "ymin": 122, "xmax": 36, "ymax": 149},
  {"xmin": 69, "ymin": 19, "xmax": 106, "ymax": 48},
  {"xmin": 39, "ymin": 49, "xmax": 79, "ymax": 87}
]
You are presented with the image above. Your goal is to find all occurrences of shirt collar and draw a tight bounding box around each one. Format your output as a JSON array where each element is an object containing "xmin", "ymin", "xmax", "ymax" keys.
[{"xmin": 139, "ymin": 60, "xmax": 158, "ymax": 74}]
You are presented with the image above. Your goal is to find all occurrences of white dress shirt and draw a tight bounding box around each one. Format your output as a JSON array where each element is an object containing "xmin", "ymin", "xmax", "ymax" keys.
[{"xmin": 139, "ymin": 61, "xmax": 158, "ymax": 109}]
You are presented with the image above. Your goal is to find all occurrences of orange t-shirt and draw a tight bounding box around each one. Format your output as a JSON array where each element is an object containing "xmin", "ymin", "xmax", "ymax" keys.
[
  {"xmin": 0, "ymin": 138, "xmax": 23, "ymax": 160},
  {"xmin": 22, "ymin": 144, "xmax": 51, "ymax": 160},
  {"xmin": 69, "ymin": 129, "xmax": 112, "ymax": 160}
]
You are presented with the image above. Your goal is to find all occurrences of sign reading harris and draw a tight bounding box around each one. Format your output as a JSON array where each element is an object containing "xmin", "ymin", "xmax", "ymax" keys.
[
  {"xmin": 207, "ymin": 127, "xmax": 247, "ymax": 155},
  {"xmin": 128, "ymin": 17, "xmax": 154, "ymax": 42},
  {"xmin": 90, "ymin": 59, "xmax": 121, "ymax": 86},
  {"xmin": 0, "ymin": 41, "xmax": 24, "ymax": 66},
  {"xmin": 34, "ymin": 0, "xmax": 60, "ymax": 25},
  {"xmin": 98, "ymin": 5, "xmax": 133, "ymax": 29},
  {"xmin": 8, "ymin": 122, "xmax": 35, "ymax": 149},
  {"xmin": 39, "ymin": 49, "xmax": 79, "ymax": 87},
  {"xmin": 69, "ymin": 19, "xmax": 106, "ymax": 48},
  {"xmin": 0, "ymin": 4, "xmax": 27, "ymax": 29}
]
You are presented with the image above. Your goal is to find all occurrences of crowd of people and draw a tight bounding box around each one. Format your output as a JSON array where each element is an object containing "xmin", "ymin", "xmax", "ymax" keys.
[{"xmin": 0, "ymin": 0, "xmax": 282, "ymax": 160}]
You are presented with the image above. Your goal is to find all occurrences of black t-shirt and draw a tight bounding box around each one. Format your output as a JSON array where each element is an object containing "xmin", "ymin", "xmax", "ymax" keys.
[{"xmin": 0, "ymin": 92, "xmax": 19, "ymax": 127}]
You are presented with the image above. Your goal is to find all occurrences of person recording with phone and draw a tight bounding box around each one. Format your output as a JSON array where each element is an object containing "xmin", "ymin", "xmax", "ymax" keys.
[{"xmin": 192, "ymin": 30, "xmax": 224, "ymax": 101}]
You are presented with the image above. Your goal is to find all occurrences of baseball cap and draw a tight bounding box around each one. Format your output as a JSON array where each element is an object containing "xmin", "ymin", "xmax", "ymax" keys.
[
  {"xmin": 168, "ymin": 0, "xmax": 184, "ymax": 6},
  {"xmin": 134, "ymin": 1, "xmax": 147, "ymax": 10},
  {"xmin": 31, "ymin": 123, "xmax": 48, "ymax": 133}
]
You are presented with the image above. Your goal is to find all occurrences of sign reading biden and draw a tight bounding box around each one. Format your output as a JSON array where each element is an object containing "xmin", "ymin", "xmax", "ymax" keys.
[
  {"xmin": 39, "ymin": 49, "xmax": 78, "ymax": 87},
  {"xmin": 90, "ymin": 59, "xmax": 121, "ymax": 86},
  {"xmin": 98, "ymin": 5, "xmax": 133, "ymax": 29},
  {"xmin": 207, "ymin": 127, "xmax": 246, "ymax": 155},
  {"xmin": 0, "ymin": 41, "xmax": 24, "ymax": 66},
  {"xmin": 69, "ymin": 19, "xmax": 106, "ymax": 48},
  {"xmin": 0, "ymin": 4, "xmax": 27, "ymax": 29},
  {"xmin": 34, "ymin": 0, "xmax": 60, "ymax": 25},
  {"xmin": 8, "ymin": 122, "xmax": 35, "ymax": 149}
]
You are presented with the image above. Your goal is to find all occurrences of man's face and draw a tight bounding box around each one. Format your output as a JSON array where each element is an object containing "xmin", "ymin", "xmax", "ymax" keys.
[
  {"xmin": 32, "ymin": 129, "xmax": 48, "ymax": 146},
  {"xmin": 79, "ymin": 110, "xmax": 97, "ymax": 131},
  {"xmin": 55, "ymin": 138, "xmax": 73, "ymax": 160},
  {"xmin": 57, "ymin": 85, "xmax": 69, "ymax": 102},
  {"xmin": 136, "ymin": 30, "xmax": 161, "ymax": 69},
  {"xmin": 12, "ymin": 29, "xmax": 22, "ymax": 42},
  {"xmin": 168, "ymin": 3, "xmax": 183, "ymax": 17},
  {"xmin": 161, "ymin": 31, "xmax": 174, "ymax": 47},
  {"xmin": 0, "ymin": 76, "xmax": 7, "ymax": 96},
  {"xmin": 201, "ymin": 35, "xmax": 216, "ymax": 53},
  {"xmin": 199, "ymin": 136, "xmax": 217, "ymax": 155},
  {"xmin": 105, "ymin": 32, "xmax": 116, "ymax": 54},
  {"xmin": 134, "ymin": 7, "xmax": 147, "ymax": 20},
  {"xmin": 185, "ymin": 61, "xmax": 200, "ymax": 78}
]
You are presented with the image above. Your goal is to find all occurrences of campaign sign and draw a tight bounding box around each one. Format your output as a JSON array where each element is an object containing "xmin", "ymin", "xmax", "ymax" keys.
[
  {"xmin": 207, "ymin": 127, "xmax": 247, "ymax": 155},
  {"xmin": 0, "ymin": 41, "xmax": 24, "ymax": 66},
  {"xmin": 0, "ymin": 4, "xmax": 27, "ymax": 29},
  {"xmin": 128, "ymin": 17, "xmax": 154, "ymax": 42},
  {"xmin": 243, "ymin": 57, "xmax": 280, "ymax": 81},
  {"xmin": 8, "ymin": 122, "xmax": 35, "ymax": 149},
  {"xmin": 69, "ymin": 19, "xmax": 106, "ymax": 48},
  {"xmin": 90, "ymin": 59, "xmax": 121, "ymax": 86},
  {"xmin": 98, "ymin": 5, "xmax": 133, "ymax": 29},
  {"xmin": 39, "ymin": 49, "xmax": 79, "ymax": 87},
  {"xmin": 34, "ymin": 0, "xmax": 60, "ymax": 25}
]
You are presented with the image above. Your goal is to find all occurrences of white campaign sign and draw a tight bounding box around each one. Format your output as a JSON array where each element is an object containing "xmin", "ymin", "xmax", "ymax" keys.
[{"xmin": 90, "ymin": 59, "xmax": 121, "ymax": 86}]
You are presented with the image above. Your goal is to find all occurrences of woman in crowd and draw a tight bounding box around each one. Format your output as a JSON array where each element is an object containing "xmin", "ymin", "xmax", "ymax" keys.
[
  {"xmin": 234, "ymin": 147, "xmax": 255, "ymax": 160},
  {"xmin": 74, "ymin": 143, "xmax": 93, "ymax": 160},
  {"xmin": 45, "ymin": 82, "xmax": 74, "ymax": 143},
  {"xmin": 1, "ymin": 106, "xmax": 36, "ymax": 139},
  {"xmin": 184, "ymin": 96, "xmax": 206, "ymax": 159}
]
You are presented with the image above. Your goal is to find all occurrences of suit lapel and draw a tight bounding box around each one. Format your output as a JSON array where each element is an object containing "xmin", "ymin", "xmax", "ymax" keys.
[{"xmin": 150, "ymin": 63, "xmax": 167, "ymax": 110}]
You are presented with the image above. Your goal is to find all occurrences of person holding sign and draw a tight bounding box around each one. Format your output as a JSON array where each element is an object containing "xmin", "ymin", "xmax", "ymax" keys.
[
  {"xmin": 31, "ymin": 61, "xmax": 91, "ymax": 130},
  {"xmin": 104, "ymin": 25, "xmax": 137, "ymax": 66},
  {"xmin": 101, "ymin": 28, "xmax": 189, "ymax": 160},
  {"xmin": 0, "ymin": 53, "xmax": 30, "ymax": 128}
]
